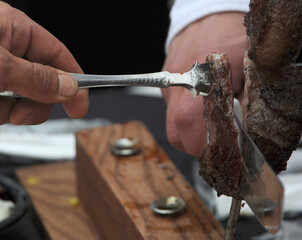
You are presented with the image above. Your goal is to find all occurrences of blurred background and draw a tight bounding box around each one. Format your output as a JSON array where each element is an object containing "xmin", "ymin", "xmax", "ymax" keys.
[
  {"xmin": 1, "ymin": 0, "xmax": 196, "ymax": 181},
  {"xmin": 5, "ymin": 0, "xmax": 170, "ymax": 74},
  {"xmin": 2, "ymin": 1, "xmax": 302, "ymax": 239}
]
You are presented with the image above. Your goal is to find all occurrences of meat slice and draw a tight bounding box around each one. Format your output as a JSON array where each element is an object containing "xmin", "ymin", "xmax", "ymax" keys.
[
  {"xmin": 243, "ymin": 0, "xmax": 302, "ymax": 173},
  {"xmin": 199, "ymin": 53, "xmax": 242, "ymax": 199},
  {"xmin": 245, "ymin": 0, "xmax": 302, "ymax": 69},
  {"xmin": 199, "ymin": 1, "xmax": 302, "ymax": 198}
]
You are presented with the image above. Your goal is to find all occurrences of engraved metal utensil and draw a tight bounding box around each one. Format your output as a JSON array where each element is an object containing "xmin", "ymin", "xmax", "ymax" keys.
[{"xmin": 0, "ymin": 62, "xmax": 213, "ymax": 99}]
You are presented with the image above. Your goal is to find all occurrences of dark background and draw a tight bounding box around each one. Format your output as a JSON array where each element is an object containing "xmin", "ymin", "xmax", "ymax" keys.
[
  {"xmin": 0, "ymin": 1, "xmax": 205, "ymax": 238},
  {"xmin": 1, "ymin": 0, "xmax": 195, "ymax": 181},
  {"xmin": 5, "ymin": 0, "xmax": 170, "ymax": 74},
  {"xmin": 0, "ymin": 1, "xmax": 197, "ymax": 238}
]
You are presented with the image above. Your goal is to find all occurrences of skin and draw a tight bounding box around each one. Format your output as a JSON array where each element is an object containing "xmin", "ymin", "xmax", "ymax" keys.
[
  {"xmin": 0, "ymin": 3, "xmax": 245, "ymax": 159},
  {"xmin": 162, "ymin": 12, "xmax": 246, "ymax": 157},
  {"xmin": 0, "ymin": 2, "xmax": 89, "ymax": 125}
]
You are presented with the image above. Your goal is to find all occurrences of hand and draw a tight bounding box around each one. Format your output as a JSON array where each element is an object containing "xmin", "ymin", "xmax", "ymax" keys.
[
  {"xmin": 162, "ymin": 12, "xmax": 246, "ymax": 157},
  {"xmin": 0, "ymin": 2, "xmax": 89, "ymax": 125}
]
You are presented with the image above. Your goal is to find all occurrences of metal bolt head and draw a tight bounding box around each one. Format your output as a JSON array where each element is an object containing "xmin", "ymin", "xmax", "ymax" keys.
[
  {"xmin": 151, "ymin": 196, "xmax": 186, "ymax": 215},
  {"xmin": 111, "ymin": 138, "xmax": 140, "ymax": 156}
]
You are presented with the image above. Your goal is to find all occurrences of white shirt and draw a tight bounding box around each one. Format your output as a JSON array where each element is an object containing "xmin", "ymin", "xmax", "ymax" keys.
[{"xmin": 166, "ymin": 0, "xmax": 250, "ymax": 53}]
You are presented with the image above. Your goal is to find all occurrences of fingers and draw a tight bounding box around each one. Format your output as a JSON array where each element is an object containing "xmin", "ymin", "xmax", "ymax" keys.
[
  {"xmin": 0, "ymin": 97, "xmax": 17, "ymax": 124},
  {"xmin": 165, "ymin": 88, "xmax": 185, "ymax": 151},
  {"xmin": 0, "ymin": 46, "xmax": 89, "ymax": 124},
  {"xmin": 0, "ymin": 90, "xmax": 89, "ymax": 125},
  {"xmin": 166, "ymin": 88, "xmax": 207, "ymax": 156},
  {"xmin": 0, "ymin": 46, "xmax": 78, "ymax": 102},
  {"xmin": 23, "ymin": 22, "xmax": 82, "ymax": 73},
  {"xmin": 63, "ymin": 89, "xmax": 89, "ymax": 119},
  {"xmin": 162, "ymin": 12, "xmax": 247, "ymax": 156},
  {"xmin": 0, "ymin": 2, "xmax": 82, "ymax": 73},
  {"xmin": 10, "ymin": 100, "xmax": 53, "ymax": 125},
  {"xmin": 0, "ymin": 97, "xmax": 53, "ymax": 125},
  {"xmin": 0, "ymin": 3, "xmax": 89, "ymax": 125}
]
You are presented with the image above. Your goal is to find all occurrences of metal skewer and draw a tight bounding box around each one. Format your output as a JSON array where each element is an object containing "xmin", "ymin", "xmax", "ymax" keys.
[{"xmin": 225, "ymin": 198, "xmax": 241, "ymax": 240}]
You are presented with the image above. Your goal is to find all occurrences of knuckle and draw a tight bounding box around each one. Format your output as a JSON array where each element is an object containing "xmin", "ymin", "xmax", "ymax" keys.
[
  {"xmin": 0, "ymin": 3, "xmax": 20, "ymax": 26},
  {"xmin": 0, "ymin": 2, "xmax": 13, "ymax": 14},
  {"xmin": 0, "ymin": 2, "xmax": 26, "ymax": 18},
  {"xmin": 0, "ymin": 3, "xmax": 31, "ymax": 54}
]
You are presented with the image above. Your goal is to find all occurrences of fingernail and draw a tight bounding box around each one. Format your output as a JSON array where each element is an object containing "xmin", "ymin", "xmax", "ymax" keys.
[
  {"xmin": 58, "ymin": 75, "xmax": 77, "ymax": 97},
  {"xmin": 20, "ymin": 113, "xmax": 34, "ymax": 125}
]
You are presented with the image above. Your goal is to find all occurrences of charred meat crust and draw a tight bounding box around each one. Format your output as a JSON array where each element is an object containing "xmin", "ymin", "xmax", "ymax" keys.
[
  {"xmin": 199, "ymin": 0, "xmax": 302, "ymax": 197},
  {"xmin": 243, "ymin": 58, "xmax": 302, "ymax": 173},
  {"xmin": 243, "ymin": 0, "xmax": 302, "ymax": 173},
  {"xmin": 245, "ymin": 0, "xmax": 302, "ymax": 68},
  {"xmin": 199, "ymin": 53, "xmax": 242, "ymax": 199}
]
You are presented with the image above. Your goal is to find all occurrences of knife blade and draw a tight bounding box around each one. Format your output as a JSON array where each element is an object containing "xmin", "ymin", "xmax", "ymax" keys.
[{"xmin": 234, "ymin": 113, "xmax": 284, "ymax": 234}]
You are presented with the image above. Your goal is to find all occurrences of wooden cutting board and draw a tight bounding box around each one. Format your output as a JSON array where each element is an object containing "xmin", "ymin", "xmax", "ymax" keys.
[
  {"xmin": 17, "ymin": 161, "xmax": 101, "ymax": 240},
  {"xmin": 17, "ymin": 121, "xmax": 225, "ymax": 240},
  {"xmin": 76, "ymin": 121, "xmax": 225, "ymax": 240}
]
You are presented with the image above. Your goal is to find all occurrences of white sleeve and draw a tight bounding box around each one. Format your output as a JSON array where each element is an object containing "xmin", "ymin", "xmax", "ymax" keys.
[{"xmin": 165, "ymin": 0, "xmax": 250, "ymax": 53}]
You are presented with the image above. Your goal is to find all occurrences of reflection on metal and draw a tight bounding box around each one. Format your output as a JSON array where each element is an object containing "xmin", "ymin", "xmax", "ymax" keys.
[
  {"xmin": 235, "ymin": 115, "xmax": 284, "ymax": 234},
  {"xmin": 111, "ymin": 138, "xmax": 140, "ymax": 157},
  {"xmin": 0, "ymin": 61, "xmax": 213, "ymax": 99},
  {"xmin": 151, "ymin": 196, "xmax": 186, "ymax": 215},
  {"xmin": 245, "ymin": 195, "xmax": 275, "ymax": 214}
]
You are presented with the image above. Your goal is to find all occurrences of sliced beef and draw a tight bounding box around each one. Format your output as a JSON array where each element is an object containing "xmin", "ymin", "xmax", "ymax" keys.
[
  {"xmin": 243, "ymin": 0, "xmax": 302, "ymax": 173},
  {"xmin": 199, "ymin": 53, "xmax": 242, "ymax": 199},
  {"xmin": 199, "ymin": 1, "xmax": 302, "ymax": 198},
  {"xmin": 245, "ymin": 0, "xmax": 302, "ymax": 69}
]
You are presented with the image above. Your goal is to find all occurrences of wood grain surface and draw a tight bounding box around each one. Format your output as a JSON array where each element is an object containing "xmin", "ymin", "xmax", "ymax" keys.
[
  {"xmin": 76, "ymin": 121, "xmax": 225, "ymax": 240},
  {"xmin": 17, "ymin": 161, "xmax": 100, "ymax": 240}
]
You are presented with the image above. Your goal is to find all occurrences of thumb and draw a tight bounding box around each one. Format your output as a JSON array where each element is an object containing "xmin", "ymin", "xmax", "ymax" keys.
[{"xmin": 0, "ymin": 47, "xmax": 78, "ymax": 102}]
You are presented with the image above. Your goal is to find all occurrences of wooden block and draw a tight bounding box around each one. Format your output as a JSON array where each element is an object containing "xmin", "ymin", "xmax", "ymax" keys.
[
  {"xmin": 76, "ymin": 121, "xmax": 225, "ymax": 240},
  {"xmin": 17, "ymin": 161, "xmax": 100, "ymax": 240}
]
